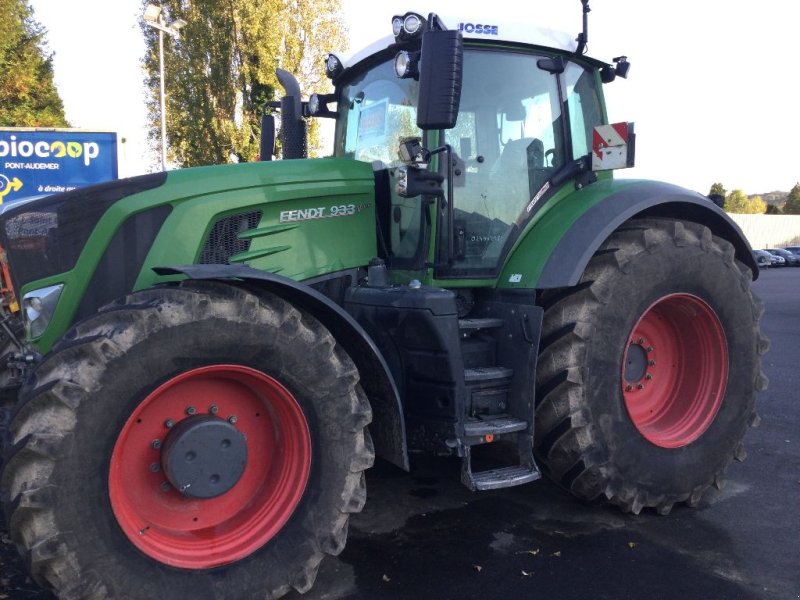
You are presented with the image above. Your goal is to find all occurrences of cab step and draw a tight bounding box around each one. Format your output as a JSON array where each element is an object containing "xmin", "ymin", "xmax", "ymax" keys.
[
  {"xmin": 464, "ymin": 414, "xmax": 527, "ymax": 438},
  {"xmin": 460, "ymin": 441, "xmax": 541, "ymax": 491},
  {"xmin": 468, "ymin": 464, "xmax": 541, "ymax": 491},
  {"xmin": 460, "ymin": 415, "xmax": 540, "ymax": 491},
  {"xmin": 464, "ymin": 366, "xmax": 513, "ymax": 384}
]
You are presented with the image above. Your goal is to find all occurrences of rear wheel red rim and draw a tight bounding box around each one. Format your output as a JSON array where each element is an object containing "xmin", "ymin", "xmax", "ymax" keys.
[
  {"xmin": 622, "ymin": 294, "xmax": 728, "ymax": 448},
  {"xmin": 109, "ymin": 365, "xmax": 311, "ymax": 569}
]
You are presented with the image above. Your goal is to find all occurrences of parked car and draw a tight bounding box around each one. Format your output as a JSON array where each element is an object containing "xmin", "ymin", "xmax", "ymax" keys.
[
  {"xmin": 753, "ymin": 250, "xmax": 773, "ymax": 269},
  {"xmin": 762, "ymin": 250, "xmax": 786, "ymax": 266},
  {"xmin": 766, "ymin": 248, "xmax": 800, "ymax": 267},
  {"xmin": 783, "ymin": 245, "xmax": 800, "ymax": 256}
]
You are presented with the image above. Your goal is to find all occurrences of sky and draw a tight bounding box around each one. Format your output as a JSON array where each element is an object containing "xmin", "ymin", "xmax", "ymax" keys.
[{"xmin": 27, "ymin": 0, "xmax": 800, "ymax": 194}]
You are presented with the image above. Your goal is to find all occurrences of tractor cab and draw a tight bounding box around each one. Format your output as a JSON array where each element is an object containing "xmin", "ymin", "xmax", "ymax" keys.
[{"xmin": 288, "ymin": 10, "xmax": 632, "ymax": 281}]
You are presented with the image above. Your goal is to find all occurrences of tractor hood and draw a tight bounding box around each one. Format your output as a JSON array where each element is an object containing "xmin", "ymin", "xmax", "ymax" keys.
[{"xmin": 0, "ymin": 158, "xmax": 376, "ymax": 351}]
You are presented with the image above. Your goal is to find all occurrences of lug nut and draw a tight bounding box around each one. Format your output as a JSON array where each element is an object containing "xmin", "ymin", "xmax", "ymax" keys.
[
  {"xmin": 649, "ymin": 360, "xmax": 656, "ymax": 367},
  {"xmin": 186, "ymin": 406, "xmax": 196, "ymax": 416},
  {"xmin": 209, "ymin": 404, "xmax": 219, "ymax": 415},
  {"xmin": 150, "ymin": 463, "xmax": 160, "ymax": 473},
  {"xmin": 646, "ymin": 346, "xmax": 654, "ymax": 353},
  {"xmin": 625, "ymin": 384, "xmax": 633, "ymax": 392},
  {"xmin": 151, "ymin": 439, "xmax": 161, "ymax": 449},
  {"xmin": 164, "ymin": 419, "xmax": 174, "ymax": 429},
  {"xmin": 638, "ymin": 337, "xmax": 644, "ymax": 344},
  {"xmin": 637, "ymin": 384, "xmax": 644, "ymax": 390},
  {"xmin": 228, "ymin": 415, "xmax": 238, "ymax": 425},
  {"xmin": 645, "ymin": 374, "xmax": 653, "ymax": 380},
  {"xmin": 160, "ymin": 481, "xmax": 171, "ymax": 492}
]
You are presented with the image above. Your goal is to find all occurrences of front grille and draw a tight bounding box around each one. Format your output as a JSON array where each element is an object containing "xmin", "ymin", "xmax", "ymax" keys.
[{"xmin": 198, "ymin": 210, "xmax": 262, "ymax": 265}]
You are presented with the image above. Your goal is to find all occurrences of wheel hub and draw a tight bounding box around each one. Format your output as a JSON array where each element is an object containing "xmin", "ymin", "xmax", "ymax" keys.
[
  {"xmin": 161, "ymin": 415, "xmax": 248, "ymax": 499},
  {"xmin": 624, "ymin": 342, "xmax": 648, "ymax": 384}
]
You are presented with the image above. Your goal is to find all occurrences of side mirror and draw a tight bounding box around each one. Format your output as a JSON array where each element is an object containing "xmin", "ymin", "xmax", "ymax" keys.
[{"xmin": 416, "ymin": 29, "xmax": 463, "ymax": 130}]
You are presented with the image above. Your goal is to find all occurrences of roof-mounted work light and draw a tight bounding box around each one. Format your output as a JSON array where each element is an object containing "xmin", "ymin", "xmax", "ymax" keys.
[
  {"xmin": 391, "ymin": 12, "xmax": 427, "ymax": 42},
  {"xmin": 600, "ymin": 55, "xmax": 631, "ymax": 84},
  {"xmin": 325, "ymin": 53, "xmax": 344, "ymax": 79}
]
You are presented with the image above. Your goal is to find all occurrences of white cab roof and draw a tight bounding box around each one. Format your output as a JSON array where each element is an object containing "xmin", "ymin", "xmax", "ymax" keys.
[{"xmin": 341, "ymin": 15, "xmax": 579, "ymax": 70}]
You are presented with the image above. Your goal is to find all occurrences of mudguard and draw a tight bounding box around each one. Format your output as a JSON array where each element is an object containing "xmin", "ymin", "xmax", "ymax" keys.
[
  {"xmin": 154, "ymin": 264, "xmax": 409, "ymax": 471},
  {"xmin": 501, "ymin": 180, "xmax": 757, "ymax": 290}
]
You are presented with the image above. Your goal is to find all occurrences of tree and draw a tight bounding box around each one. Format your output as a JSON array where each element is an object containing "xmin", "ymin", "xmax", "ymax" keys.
[
  {"xmin": 723, "ymin": 189, "xmax": 767, "ymax": 214},
  {"xmin": 0, "ymin": 0, "xmax": 68, "ymax": 127},
  {"xmin": 709, "ymin": 182, "xmax": 727, "ymax": 197},
  {"xmin": 783, "ymin": 183, "xmax": 800, "ymax": 215},
  {"xmin": 141, "ymin": 0, "xmax": 346, "ymax": 167},
  {"xmin": 748, "ymin": 195, "xmax": 767, "ymax": 214},
  {"xmin": 765, "ymin": 203, "xmax": 781, "ymax": 215},
  {"xmin": 723, "ymin": 189, "xmax": 749, "ymax": 213}
]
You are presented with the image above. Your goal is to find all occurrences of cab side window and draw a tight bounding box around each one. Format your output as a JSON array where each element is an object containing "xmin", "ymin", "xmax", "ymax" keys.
[{"xmin": 564, "ymin": 63, "xmax": 604, "ymax": 159}]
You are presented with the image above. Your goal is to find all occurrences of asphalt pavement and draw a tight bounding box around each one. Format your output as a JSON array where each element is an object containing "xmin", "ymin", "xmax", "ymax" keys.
[{"xmin": 2, "ymin": 267, "xmax": 798, "ymax": 600}]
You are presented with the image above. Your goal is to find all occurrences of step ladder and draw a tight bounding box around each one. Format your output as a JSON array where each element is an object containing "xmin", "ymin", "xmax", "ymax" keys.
[{"xmin": 457, "ymin": 318, "xmax": 540, "ymax": 491}]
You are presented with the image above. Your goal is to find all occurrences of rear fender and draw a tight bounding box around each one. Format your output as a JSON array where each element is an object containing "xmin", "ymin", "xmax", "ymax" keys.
[
  {"xmin": 502, "ymin": 181, "xmax": 757, "ymax": 290},
  {"xmin": 154, "ymin": 264, "xmax": 409, "ymax": 471}
]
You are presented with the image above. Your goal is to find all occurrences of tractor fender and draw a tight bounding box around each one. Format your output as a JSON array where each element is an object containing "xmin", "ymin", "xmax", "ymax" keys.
[
  {"xmin": 532, "ymin": 181, "xmax": 758, "ymax": 289},
  {"xmin": 153, "ymin": 264, "xmax": 409, "ymax": 471}
]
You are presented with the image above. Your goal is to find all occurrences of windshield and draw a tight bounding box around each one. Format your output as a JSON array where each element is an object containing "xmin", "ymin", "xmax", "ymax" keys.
[{"xmin": 334, "ymin": 58, "xmax": 421, "ymax": 167}]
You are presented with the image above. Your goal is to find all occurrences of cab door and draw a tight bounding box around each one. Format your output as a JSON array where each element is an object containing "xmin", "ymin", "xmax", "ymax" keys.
[{"xmin": 439, "ymin": 49, "xmax": 566, "ymax": 278}]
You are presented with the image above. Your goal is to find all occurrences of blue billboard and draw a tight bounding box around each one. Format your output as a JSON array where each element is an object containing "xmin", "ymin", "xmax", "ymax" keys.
[{"xmin": 0, "ymin": 128, "xmax": 118, "ymax": 204}]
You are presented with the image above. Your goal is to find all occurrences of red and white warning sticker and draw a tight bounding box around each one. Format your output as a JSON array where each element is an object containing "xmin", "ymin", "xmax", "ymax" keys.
[{"xmin": 592, "ymin": 122, "xmax": 632, "ymax": 171}]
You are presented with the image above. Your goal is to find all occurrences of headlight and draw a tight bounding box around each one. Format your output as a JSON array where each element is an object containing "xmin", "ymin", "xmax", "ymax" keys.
[{"xmin": 22, "ymin": 283, "xmax": 63, "ymax": 338}]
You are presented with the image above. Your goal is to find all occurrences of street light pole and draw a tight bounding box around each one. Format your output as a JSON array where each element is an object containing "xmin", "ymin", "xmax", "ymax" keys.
[
  {"xmin": 158, "ymin": 28, "xmax": 167, "ymax": 171},
  {"xmin": 143, "ymin": 5, "xmax": 187, "ymax": 171}
]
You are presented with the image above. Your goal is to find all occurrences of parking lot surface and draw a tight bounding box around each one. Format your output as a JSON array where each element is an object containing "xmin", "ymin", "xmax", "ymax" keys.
[{"xmin": 2, "ymin": 268, "xmax": 798, "ymax": 599}]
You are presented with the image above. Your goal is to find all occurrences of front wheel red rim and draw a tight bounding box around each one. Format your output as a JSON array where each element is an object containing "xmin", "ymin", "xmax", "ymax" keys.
[
  {"xmin": 622, "ymin": 294, "xmax": 729, "ymax": 448},
  {"xmin": 109, "ymin": 365, "xmax": 311, "ymax": 569}
]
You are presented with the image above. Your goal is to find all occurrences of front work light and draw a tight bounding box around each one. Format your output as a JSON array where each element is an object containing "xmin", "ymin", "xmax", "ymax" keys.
[
  {"xmin": 325, "ymin": 53, "xmax": 343, "ymax": 79},
  {"xmin": 308, "ymin": 94, "xmax": 322, "ymax": 115},
  {"xmin": 307, "ymin": 93, "xmax": 336, "ymax": 118},
  {"xmin": 394, "ymin": 50, "xmax": 420, "ymax": 79},
  {"xmin": 22, "ymin": 283, "xmax": 63, "ymax": 338}
]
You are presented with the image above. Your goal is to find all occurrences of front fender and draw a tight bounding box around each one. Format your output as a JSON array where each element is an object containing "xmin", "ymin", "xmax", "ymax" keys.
[
  {"xmin": 154, "ymin": 264, "xmax": 409, "ymax": 471},
  {"xmin": 500, "ymin": 180, "xmax": 757, "ymax": 290}
]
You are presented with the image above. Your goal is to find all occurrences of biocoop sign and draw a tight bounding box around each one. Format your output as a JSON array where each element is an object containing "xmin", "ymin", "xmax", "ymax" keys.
[{"xmin": 0, "ymin": 128, "xmax": 118, "ymax": 204}]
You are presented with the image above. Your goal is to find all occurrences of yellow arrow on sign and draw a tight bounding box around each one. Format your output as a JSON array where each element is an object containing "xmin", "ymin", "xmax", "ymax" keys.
[{"xmin": 0, "ymin": 175, "xmax": 23, "ymax": 203}]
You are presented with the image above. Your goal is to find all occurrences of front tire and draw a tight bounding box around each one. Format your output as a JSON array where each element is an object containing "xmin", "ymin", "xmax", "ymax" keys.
[
  {"xmin": 535, "ymin": 218, "xmax": 768, "ymax": 514},
  {"xmin": 1, "ymin": 281, "xmax": 373, "ymax": 599}
]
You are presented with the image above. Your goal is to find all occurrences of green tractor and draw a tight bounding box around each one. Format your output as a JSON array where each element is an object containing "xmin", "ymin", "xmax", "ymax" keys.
[{"xmin": 0, "ymin": 4, "xmax": 767, "ymax": 599}]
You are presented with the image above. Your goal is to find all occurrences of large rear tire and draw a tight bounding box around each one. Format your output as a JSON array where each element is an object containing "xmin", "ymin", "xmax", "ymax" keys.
[
  {"xmin": 1, "ymin": 281, "xmax": 373, "ymax": 599},
  {"xmin": 535, "ymin": 218, "xmax": 768, "ymax": 514}
]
